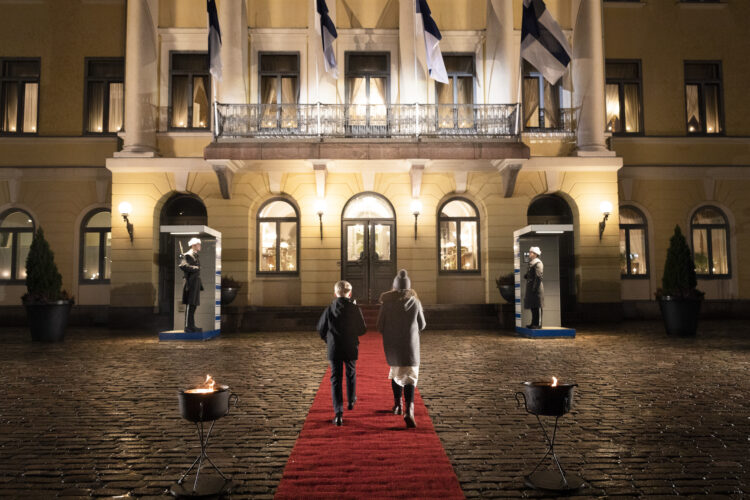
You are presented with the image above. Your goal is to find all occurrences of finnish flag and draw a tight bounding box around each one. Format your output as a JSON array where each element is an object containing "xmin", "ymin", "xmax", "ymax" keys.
[
  {"xmin": 416, "ymin": 0, "xmax": 448, "ymax": 84},
  {"xmin": 317, "ymin": 0, "xmax": 338, "ymax": 79},
  {"xmin": 521, "ymin": 0, "xmax": 572, "ymax": 85},
  {"xmin": 207, "ymin": 0, "xmax": 222, "ymax": 81}
]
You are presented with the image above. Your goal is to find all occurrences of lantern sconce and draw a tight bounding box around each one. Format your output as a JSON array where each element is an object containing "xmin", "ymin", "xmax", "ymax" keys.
[
  {"xmin": 599, "ymin": 200, "xmax": 613, "ymax": 241},
  {"xmin": 314, "ymin": 198, "xmax": 327, "ymax": 240},
  {"xmin": 410, "ymin": 199, "xmax": 423, "ymax": 240},
  {"xmin": 118, "ymin": 201, "xmax": 134, "ymax": 243}
]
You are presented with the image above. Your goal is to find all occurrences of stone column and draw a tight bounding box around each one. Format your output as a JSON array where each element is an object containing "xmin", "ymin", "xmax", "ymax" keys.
[
  {"xmin": 572, "ymin": 0, "xmax": 610, "ymax": 155},
  {"xmin": 486, "ymin": 0, "xmax": 516, "ymax": 104},
  {"xmin": 117, "ymin": 0, "xmax": 159, "ymax": 157},
  {"xmin": 308, "ymin": 0, "xmax": 338, "ymax": 103},
  {"xmin": 217, "ymin": 0, "xmax": 248, "ymax": 105},
  {"xmin": 399, "ymin": 0, "xmax": 426, "ymax": 104}
]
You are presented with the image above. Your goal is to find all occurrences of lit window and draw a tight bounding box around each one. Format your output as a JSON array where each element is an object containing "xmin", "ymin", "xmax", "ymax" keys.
[
  {"xmin": 170, "ymin": 53, "xmax": 210, "ymax": 130},
  {"xmin": 345, "ymin": 53, "xmax": 389, "ymax": 133},
  {"xmin": 85, "ymin": 59, "xmax": 124, "ymax": 134},
  {"xmin": 81, "ymin": 209, "xmax": 111, "ymax": 282},
  {"xmin": 605, "ymin": 61, "xmax": 642, "ymax": 134},
  {"xmin": 1, "ymin": 59, "xmax": 40, "ymax": 134},
  {"xmin": 257, "ymin": 199, "xmax": 299, "ymax": 274},
  {"xmin": 438, "ymin": 198, "xmax": 479, "ymax": 272},
  {"xmin": 685, "ymin": 62, "xmax": 723, "ymax": 135},
  {"xmin": 0, "ymin": 209, "xmax": 35, "ymax": 281},
  {"xmin": 522, "ymin": 61, "xmax": 562, "ymax": 130},
  {"xmin": 259, "ymin": 53, "xmax": 299, "ymax": 129},
  {"xmin": 436, "ymin": 55, "xmax": 475, "ymax": 130},
  {"xmin": 691, "ymin": 206, "xmax": 730, "ymax": 277},
  {"xmin": 619, "ymin": 206, "xmax": 648, "ymax": 277}
]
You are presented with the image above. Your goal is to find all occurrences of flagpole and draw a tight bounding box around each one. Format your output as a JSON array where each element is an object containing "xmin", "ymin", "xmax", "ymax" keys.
[{"xmin": 212, "ymin": 75, "xmax": 219, "ymax": 141}]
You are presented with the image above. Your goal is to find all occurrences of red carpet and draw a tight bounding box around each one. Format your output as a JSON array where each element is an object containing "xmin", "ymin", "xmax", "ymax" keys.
[{"xmin": 275, "ymin": 332, "xmax": 464, "ymax": 499}]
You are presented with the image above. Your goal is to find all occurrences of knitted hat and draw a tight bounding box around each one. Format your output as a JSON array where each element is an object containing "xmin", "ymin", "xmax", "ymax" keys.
[
  {"xmin": 188, "ymin": 237, "xmax": 202, "ymax": 247},
  {"xmin": 393, "ymin": 269, "xmax": 411, "ymax": 290},
  {"xmin": 529, "ymin": 246, "xmax": 541, "ymax": 256}
]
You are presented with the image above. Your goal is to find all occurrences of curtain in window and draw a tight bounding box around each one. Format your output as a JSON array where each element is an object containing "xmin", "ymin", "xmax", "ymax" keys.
[
  {"xmin": 260, "ymin": 76, "xmax": 278, "ymax": 127},
  {"xmin": 347, "ymin": 77, "xmax": 366, "ymax": 125},
  {"xmin": 0, "ymin": 232, "xmax": 12, "ymax": 279},
  {"xmin": 624, "ymin": 84, "xmax": 640, "ymax": 133},
  {"xmin": 692, "ymin": 228, "xmax": 709, "ymax": 274},
  {"xmin": 83, "ymin": 232, "xmax": 100, "ymax": 280},
  {"xmin": 460, "ymin": 221, "xmax": 478, "ymax": 270},
  {"xmin": 523, "ymin": 78, "xmax": 539, "ymax": 128},
  {"xmin": 619, "ymin": 228, "xmax": 627, "ymax": 274},
  {"xmin": 280, "ymin": 77, "xmax": 297, "ymax": 128},
  {"xmin": 87, "ymin": 82, "xmax": 105, "ymax": 133},
  {"xmin": 606, "ymin": 84, "xmax": 621, "ymax": 132},
  {"xmin": 543, "ymin": 82, "xmax": 559, "ymax": 129},
  {"xmin": 2, "ymin": 84, "xmax": 19, "ymax": 132},
  {"xmin": 16, "ymin": 232, "xmax": 32, "ymax": 279},
  {"xmin": 192, "ymin": 76, "xmax": 209, "ymax": 128},
  {"xmin": 23, "ymin": 82, "xmax": 38, "ymax": 132},
  {"xmin": 104, "ymin": 231, "xmax": 111, "ymax": 279},
  {"xmin": 259, "ymin": 221, "xmax": 277, "ymax": 271},
  {"xmin": 437, "ymin": 80, "xmax": 454, "ymax": 128},
  {"xmin": 704, "ymin": 84, "xmax": 720, "ymax": 134},
  {"xmin": 108, "ymin": 83, "xmax": 123, "ymax": 132},
  {"xmin": 628, "ymin": 228, "xmax": 647, "ymax": 275},
  {"xmin": 171, "ymin": 76, "xmax": 189, "ymax": 127},
  {"xmin": 370, "ymin": 77, "xmax": 387, "ymax": 125},
  {"xmin": 440, "ymin": 221, "xmax": 458, "ymax": 270},
  {"xmin": 710, "ymin": 228, "xmax": 728, "ymax": 274},
  {"xmin": 456, "ymin": 76, "xmax": 473, "ymax": 128},
  {"xmin": 685, "ymin": 84, "xmax": 700, "ymax": 132},
  {"xmin": 279, "ymin": 221, "xmax": 297, "ymax": 271}
]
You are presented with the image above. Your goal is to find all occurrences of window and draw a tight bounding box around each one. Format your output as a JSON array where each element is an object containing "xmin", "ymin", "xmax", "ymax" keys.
[
  {"xmin": 619, "ymin": 206, "xmax": 648, "ymax": 278},
  {"xmin": 169, "ymin": 52, "xmax": 210, "ymax": 130},
  {"xmin": 1, "ymin": 59, "xmax": 40, "ymax": 134},
  {"xmin": 84, "ymin": 59, "xmax": 124, "ymax": 134},
  {"xmin": 257, "ymin": 199, "xmax": 299, "ymax": 274},
  {"xmin": 685, "ymin": 62, "xmax": 723, "ymax": 135},
  {"xmin": 436, "ymin": 55, "xmax": 475, "ymax": 129},
  {"xmin": 438, "ymin": 198, "xmax": 479, "ymax": 273},
  {"xmin": 606, "ymin": 61, "xmax": 642, "ymax": 134},
  {"xmin": 691, "ymin": 206, "xmax": 729, "ymax": 278},
  {"xmin": 0, "ymin": 209, "xmax": 35, "ymax": 281},
  {"xmin": 259, "ymin": 53, "xmax": 299, "ymax": 129},
  {"xmin": 345, "ymin": 53, "xmax": 389, "ymax": 131},
  {"xmin": 522, "ymin": 61, "xmax": 562, "ymax": 130},
  {"xmin": 80, "ymin": 209, "xmax": 111, "ymax": 282}
]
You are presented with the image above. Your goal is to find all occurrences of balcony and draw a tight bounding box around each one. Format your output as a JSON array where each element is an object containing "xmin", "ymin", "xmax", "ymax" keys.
[{"xmin": 214, "ymin": 103, "xmax": 521, "ymax": 140}]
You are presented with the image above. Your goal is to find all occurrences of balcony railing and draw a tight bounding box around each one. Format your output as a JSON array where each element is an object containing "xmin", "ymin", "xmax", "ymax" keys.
[
  {"xmin": 214, "ymin": 103, "xmax": 521, "ymax": 139},
  {"xmin": 522, "ymin": 108, "xmax": 577, "ymax": 137}
]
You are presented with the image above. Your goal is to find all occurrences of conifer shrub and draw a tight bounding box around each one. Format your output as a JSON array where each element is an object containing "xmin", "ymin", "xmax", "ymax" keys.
[
  {"xmin": 23, "ymin": 228, "xmax": 72, "ymax": 304},
  {"xmin": 657, "ymin": 225, "xmax": 704, "ymax": 300}
]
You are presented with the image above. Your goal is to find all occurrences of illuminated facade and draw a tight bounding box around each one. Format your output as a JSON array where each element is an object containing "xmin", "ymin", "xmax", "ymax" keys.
[{"xmin": 1, "ymin": 0, "xmax": 748, "ymax": 326}]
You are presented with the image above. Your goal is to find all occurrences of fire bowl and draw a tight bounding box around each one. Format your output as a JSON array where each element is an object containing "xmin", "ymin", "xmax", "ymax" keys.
[
  {"xmin": 178, "ymin": 385, "xmax": 236, "ymax": 422},
  {"xmin": 516, "ymin": 381, "xmax": 577, "ymax": 417}
]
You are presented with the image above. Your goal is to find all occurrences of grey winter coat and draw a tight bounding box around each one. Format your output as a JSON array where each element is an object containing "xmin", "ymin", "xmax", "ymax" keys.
[
  {"xmin": 377, "ymin": 289, "xmax": 426, "ymax": 367},
  {"xmin": 523, "ymin": 258, "xmax": 544, "ymax": 309},
  {"xmin": 179, "ymin": 250, "xmax": 203, "ymax": 306}
]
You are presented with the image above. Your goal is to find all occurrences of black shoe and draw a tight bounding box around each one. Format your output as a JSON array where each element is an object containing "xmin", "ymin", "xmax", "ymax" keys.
[
  {"xmin": 333, "ymin": 413, "xmax": 343, "ymax": 426},
  {"xmin": 347, "ymin": 397, "xmax": 357, "ymax": 410},
  {"xmin": 404, "ymin": 403, "xmax": 416, "ymax": 428},
  {"xmin": 530, "ymin": 325, "xmax": 541, "ymax": 330},
  {"xmin": 525, "ymin": 324, "xmax": 533, "ymax": 329},
  {"xmin": 392, "ymin": 403, "xmax": 403, "ymax": 415}
]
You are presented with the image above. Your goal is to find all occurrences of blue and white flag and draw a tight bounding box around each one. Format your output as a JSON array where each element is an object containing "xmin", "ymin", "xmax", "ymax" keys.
[
  {"xmin": 317, "ymin": 0, "xmax": 338, "ymax": 79},
  {"xmin": 207, "ymin": 0, "xmax": 222, "ymax": 81},
  {"xmin": 416, "ymin": 0, "xmax": 448, "ymax": 84},
  {"xmin": 521, "ymin": 0, "xmax": 572, "ymax": 85}
]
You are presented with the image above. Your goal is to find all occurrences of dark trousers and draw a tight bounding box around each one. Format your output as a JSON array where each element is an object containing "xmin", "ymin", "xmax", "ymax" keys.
[
  {"xmin": 184, "ymin": 304, "xmax": 197, "ymax": 330},
  {"xmin": 531, "ymin": 308, "xmax": 541, "ymax": 327},
  {"xmin": 330, "ymin": 359, "xmax": 356, "ymax": 415}
]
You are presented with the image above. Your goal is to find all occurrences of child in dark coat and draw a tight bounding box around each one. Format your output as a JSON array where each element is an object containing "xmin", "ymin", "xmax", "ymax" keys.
[{"xmin": 317, "ymin": 280, "xmax": 367, "ymax": 426}]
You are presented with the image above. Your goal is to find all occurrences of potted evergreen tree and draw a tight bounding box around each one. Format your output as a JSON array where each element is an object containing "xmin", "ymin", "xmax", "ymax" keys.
[
  {"xmin": 22, "ymin": 228, "xmax": 73, "ymax": 342},
  {"xmin": 656, "ymin": 225, "xmax": 704, "ymax": 337},
  {"xmin": 220, "ymin": 275, "xmax": 242, "ymax": 306},
  {"xmin": 495, "ymin": 272, "xmax": 515, "ymax": 303}
]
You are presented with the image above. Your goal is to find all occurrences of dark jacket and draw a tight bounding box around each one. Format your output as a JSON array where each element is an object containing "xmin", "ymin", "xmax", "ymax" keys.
[
  {"xmin": 179, "ymin": 250, "xmax": 203, "ymax": 306},
  {"xmin": 377, "ymin": 289, "xmax": 426, "ymax": 367},
  {"xmin": 523, "ymin": 258, "xmax": 544, "ymax": 309},
  {"xmin": 317, "ymin": 297, "xmax": 367, "ymax": 361}
]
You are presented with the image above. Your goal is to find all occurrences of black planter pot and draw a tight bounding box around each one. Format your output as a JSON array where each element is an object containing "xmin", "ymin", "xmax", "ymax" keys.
[
  {"xmin": 221, "ymin": 287, "xmax": 238, "ymax": 306},
  {"xmin": 24, "ymin": 301, "xmax": 72, "ymax": 342},
  {"xmin": 497, "ymin": 284, "xmax": 515, "ymax": 303},
  {"xmin": 658, "ymin": 296, "xmax": 701, "ymax": 337}
]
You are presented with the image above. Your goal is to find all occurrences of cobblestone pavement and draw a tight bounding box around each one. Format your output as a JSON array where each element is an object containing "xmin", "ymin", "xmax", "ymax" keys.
[{"xmin": 0, "ymin": 321, "xmax": 749, "ymax": 499}]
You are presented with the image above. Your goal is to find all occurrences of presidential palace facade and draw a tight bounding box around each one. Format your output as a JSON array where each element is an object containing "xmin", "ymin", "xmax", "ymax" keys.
[{"xmin": 1, "ymin": 0, "xmax": 748, "ymax": 329}]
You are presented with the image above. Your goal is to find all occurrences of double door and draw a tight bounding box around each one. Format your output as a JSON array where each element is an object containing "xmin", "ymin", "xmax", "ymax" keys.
[{"xmin": 342, "ymin": 219, "xmax": 396, "ymax": 304}]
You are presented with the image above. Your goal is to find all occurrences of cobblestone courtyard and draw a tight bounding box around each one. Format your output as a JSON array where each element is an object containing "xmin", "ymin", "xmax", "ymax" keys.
[{"xmin": 1, "ymin": 321, "xmax": 749, "ymax": 499}]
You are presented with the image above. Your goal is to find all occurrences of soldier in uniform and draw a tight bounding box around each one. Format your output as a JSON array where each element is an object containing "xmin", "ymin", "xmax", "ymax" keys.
[
  {"xmin": 179, "ymin": 237, "xmax": 203, "ymax": 332},
  {"xmin": 524, "ymin": 246, "xmax": 544, "ymax": 329}
]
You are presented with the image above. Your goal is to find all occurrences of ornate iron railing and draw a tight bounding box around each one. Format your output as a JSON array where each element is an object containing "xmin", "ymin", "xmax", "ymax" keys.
[
  {"xmin": 521, "ymin": 108, "xmax": 577, "ymax": 136},
  {"xmin": 214, "ymin": 103, "xmax": 521, "ymax": 139}
]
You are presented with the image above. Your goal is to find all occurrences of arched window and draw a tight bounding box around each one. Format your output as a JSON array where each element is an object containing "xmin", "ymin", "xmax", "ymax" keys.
[
  {"xmin": 257, "ymin": 198, "xmax": 299, "ymax": 274},
  {"xmin": 160, "ymin": 193, "xmax": 208, "ymax": 226},
  {"xmin": 438, "ymin": 198, "xmax": 479, "ymax": 272},
  {"xmin": 0, "ymin": 209, "xmax": 35, "ymax": 281},
  {"xmin": 81, "ymin": 209, "xmax": 111, "ymax": 282},
  {"xmin": 619, "ymin": 206, "xmax": 648, "ymax": 278},
  {"xmin": 691, "ymin": 206, "xmax": 730, "ymax": 277}
]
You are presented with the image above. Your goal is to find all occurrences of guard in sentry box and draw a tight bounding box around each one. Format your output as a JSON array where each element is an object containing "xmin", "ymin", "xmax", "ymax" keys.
[{"xmin": 179, "ymin": 237, "xmax": 204, "ymax": 333}]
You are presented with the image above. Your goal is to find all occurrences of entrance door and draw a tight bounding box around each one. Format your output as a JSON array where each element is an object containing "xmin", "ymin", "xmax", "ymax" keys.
[{"xmin": 342, "ymin": 220, "xmax": 396, "ymax": 303}]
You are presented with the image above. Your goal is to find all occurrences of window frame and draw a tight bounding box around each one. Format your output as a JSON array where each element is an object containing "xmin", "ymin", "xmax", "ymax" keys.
[
  {"xmin": 0, "ymin": 208, "xmax": 36, "ymax": 283},
  {"xmin": 690, "ymin": 205, "xmax": 731, "ymax": 279},
  {"xmin": 435, "ymin": 53, "xmax": 476, "ymax": 130},
  {"xmin": 619, "ymin": 205, "xmax": 649, "ymax": 279},
  {"xmin": 522, "ymin": 63, "xmax": 564, "ymax": 131},
  {"xmin": 168, "ymin": 51, "xmax": 211, "ymax": 132},
  {"xmin": 344, "ymin": 51, "xmax": 391, "ymax": 131},
  {"xmin": 257, "ymin": 52, "xmax": 301, "ymax": 131},
  {"xmin": 79, "ymin": 208, "xmax": 111, "ymax": 284},
  {"xmin": 0, "ymin": 57, "xmax": 41, "ymax": 136},
  {"xmin": 83, "ymin": 58, "xmax": 124, "ymax": 136},
  {"xmin": 605, "ymin": 59, "xmax": 644, "ymax": 136},
  {"xmin": 684, "ymin": 60, "xmax": 724, "ymax": 136},
  {"xmin": 256, "ymin": 197, "xmax": 300, "ymax": 276},
  {"xmin": 437, "ymin": 197, "xmax": 481, "ymax": 275}
]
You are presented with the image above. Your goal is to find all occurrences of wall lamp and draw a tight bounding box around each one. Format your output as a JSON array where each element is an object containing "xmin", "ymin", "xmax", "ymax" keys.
[
  {"xmin": 314, "ymin": 198, "xmax": 326, "ymax": 240},
  {"xmin": 118, "ymin": 201, "xmax": 134, "ymax": 243},
  {"xmin": 599, "ymin": 200, "xmax": 613, "ymax": 240},
  {"xmin": 410, "ymin": 199, "xmax": 423, "ymax": 240}
]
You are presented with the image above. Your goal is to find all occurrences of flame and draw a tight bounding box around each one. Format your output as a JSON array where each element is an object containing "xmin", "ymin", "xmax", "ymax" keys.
[
  {"xmin": 551, "ymin": 376, "xmax": 558, "ymax": 387},
  {"xmin": 186, "ymin": 374, "xmax": 217, "ymax": 394}
]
